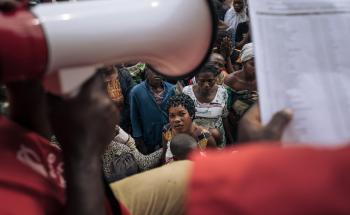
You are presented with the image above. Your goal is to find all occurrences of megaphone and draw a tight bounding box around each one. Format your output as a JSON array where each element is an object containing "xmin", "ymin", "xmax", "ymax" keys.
[{"xmin": 0, "ymin": 0, "xmax": 216, "ymax": 95}]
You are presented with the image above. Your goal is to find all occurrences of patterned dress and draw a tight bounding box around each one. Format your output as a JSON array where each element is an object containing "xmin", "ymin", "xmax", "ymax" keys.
[
  {"xmin": 163, "ymin": 123, "xmax": 211, "ymax": 163},
  {"xmin": 51, "ymin": 133, "xmax": 162, "ymax": 182},
  {"xmin": 183, "ymin": 85, "xmax": 229, "ymax": 147},
  {"xmin": 102, "ymin": 136, "xmax": 162, "ymax": 182}
]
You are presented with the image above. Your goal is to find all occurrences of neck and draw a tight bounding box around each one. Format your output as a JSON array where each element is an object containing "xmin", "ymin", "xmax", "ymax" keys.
[
  {"xmin": 148, "ymin": 81, "xmax": 163, "ymax": 90},
  {"xmin": 173, "ymin": 124, "xmax": 196, "ymax": 137}
]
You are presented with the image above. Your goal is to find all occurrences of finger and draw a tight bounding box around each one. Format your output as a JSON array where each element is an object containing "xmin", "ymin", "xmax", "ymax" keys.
[
  {"xmin": 265, "ymin": 108, "xmax": 293, "ymax": 139},
  {"xmin": 237, "ymin": 103, "xmax": 262, "ymax": 142},
  {"xmin": 242, "ymin": 103, "xmax": 261, "ymax": 125}
]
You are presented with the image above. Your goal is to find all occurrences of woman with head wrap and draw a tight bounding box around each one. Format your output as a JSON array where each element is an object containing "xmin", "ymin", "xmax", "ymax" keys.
[
  {"xmin": 224, "ymin": 0, "xmax": 249, "ymax": 46},
  {"xmin": 224, "ymin": 43, "xmax": 258, "ymax": 142}
]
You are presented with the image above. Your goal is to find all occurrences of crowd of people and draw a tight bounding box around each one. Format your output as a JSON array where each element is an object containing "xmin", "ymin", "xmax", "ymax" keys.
[{"xmin": 1, "ymin": 0, "xmax": 350, "ymax": 215}]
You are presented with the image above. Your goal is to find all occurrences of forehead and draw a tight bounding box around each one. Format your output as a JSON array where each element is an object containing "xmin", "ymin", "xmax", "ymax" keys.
[
  {"xmin": 145, "ymin": 68, "xmax": 155, "ymax": 76},
  {"xmin": 234, "ymin": 0, "xmax": 244, "ymax": 4},
  {"xmin": 196, "ymin": 72, "xmax": 216, "ymax": 79},
  {"xmin": 169, "ymin": 105, "xmax": 188, "ymax": 113}
]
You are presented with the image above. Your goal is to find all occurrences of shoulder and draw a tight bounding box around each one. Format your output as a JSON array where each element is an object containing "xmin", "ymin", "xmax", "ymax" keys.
[
  {"xmin": 183, "ymin": 85, "xmax": 191, "ymax": 91},
  {"xmin": 217, "ymin": 85, "xmax": 228, "ymax": 100},
  {"xmin": 131, "ymin": 82, "xmax": 146, "ymax": 93},
  {"xmin": 164, "ymin": 81, "xmax": 175, "ymax": 89},
  {"xmin": 224, "ymin": 7, "xmax": 235, "ymax": 19},
  {"xmin": 119, "ymin": 68, "xmax": 132, "ymax": 77},
  {"xmin": 224, "ymin": 71, "xmax": 241, "ymax": 86},
  {"xmin": 182, "ymin": 85, "xmax": 193, "ymax": 94},
  {"xmin": 217, "ymin": 85, "xmax": 227, "ymax": 92},
  {"xmin": 162, "ymin": 124, "xmax": 172, "ymax": 142},
  {"xmin": 162, "ymin": 123, "xmax": 172, "ymax": 133}
]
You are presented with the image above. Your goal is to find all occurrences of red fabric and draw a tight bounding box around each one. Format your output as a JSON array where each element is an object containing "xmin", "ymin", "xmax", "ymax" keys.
[
  {"xmin": 0, "ymin": 116, "xmax": 64, "ymax": 215},
  {"xmin": 120, "ymin": 203, "xmax": 132, "ymax": 215},
  {"xmin": 188, "ymin": 143, "xmax": 350, "ymax": 215},
  {"xmin": 0, "ymin": 116, "xmax": 130, "ymax": 215},
  {"xmin": 105, "ymin": 197, "xmax": 131, "ymax": 215}
]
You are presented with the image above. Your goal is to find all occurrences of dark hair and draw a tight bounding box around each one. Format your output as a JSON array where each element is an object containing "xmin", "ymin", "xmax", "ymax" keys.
[
  {"xmin": 170, "ymin": 134, "xmax": 197, "ymax": 160},
  {"xmin": 167, "ymin": 93, "xmax": 196, "ymax": 120},
  {"xmin": 197, "ymin": 63, "xmax": 220, "ymax": 77}
]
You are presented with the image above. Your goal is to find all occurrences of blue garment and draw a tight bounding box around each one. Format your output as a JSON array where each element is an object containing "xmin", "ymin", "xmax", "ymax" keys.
[{"xmin": 130, "ymin": 81, "xmax": 175, "ymax": 149}]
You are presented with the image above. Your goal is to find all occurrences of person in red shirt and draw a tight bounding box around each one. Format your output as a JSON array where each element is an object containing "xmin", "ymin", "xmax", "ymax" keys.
[
  {"xmin": 0, "ymin": 69, "xmax": 132, "ymax": 215},
  {"xmin": 188, "ymin": 104, "xmax": 350, "ymax": 215},
  {"xmin": 0, "ymin": 0, "xmax": 131, "ymax": 213}
]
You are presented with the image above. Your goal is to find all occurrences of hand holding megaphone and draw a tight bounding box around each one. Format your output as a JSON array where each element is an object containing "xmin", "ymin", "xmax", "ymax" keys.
[{"xmin": 0, "ymin": 0, "xmax": 216, "ymax": 96}]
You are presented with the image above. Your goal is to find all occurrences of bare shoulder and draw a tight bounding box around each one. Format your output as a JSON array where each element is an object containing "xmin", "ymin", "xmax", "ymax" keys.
[{"xmin": 224, "ymin": 71, "xmax": 242, "ymax": 86}]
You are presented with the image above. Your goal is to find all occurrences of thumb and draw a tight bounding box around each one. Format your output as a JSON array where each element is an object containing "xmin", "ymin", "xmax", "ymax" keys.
[{"xmin": 265, "ymin": 109, "xmax": 293, "ymax": 140}]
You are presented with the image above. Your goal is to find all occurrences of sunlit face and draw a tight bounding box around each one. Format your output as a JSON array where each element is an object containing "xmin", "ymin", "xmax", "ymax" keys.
[
  {"xmin": 196, "ymin": 72, "xmax": 217, "ymax": 93},
  {"xmin": 243, "ymin": 58, "xmax": 256, "ymax": 79},
  {"xmin": 233, "ymin": 0, "xmax": 244, "ymax": 13},
  {"xmin": 169, "ymin": 105, "xmax": 193, "ymax": 134}
]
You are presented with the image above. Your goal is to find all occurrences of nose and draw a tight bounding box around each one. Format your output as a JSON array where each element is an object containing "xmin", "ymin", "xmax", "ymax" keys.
[
  {"xmin": 174, "ymin": 115, "xmax": 181, "ymax": 123},
  {"xmin": 203, "ymin": 82, "xmax": 210, "ymax": 88}
]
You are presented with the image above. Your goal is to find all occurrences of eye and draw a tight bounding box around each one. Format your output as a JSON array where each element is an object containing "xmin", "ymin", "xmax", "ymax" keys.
[
  {"xmin": 208, "ymin": 79, "xmax": 216, "ymax": 84},
  {"xmin": 179, "ymin": 112, "xmax": 186, "ymax": 117}
]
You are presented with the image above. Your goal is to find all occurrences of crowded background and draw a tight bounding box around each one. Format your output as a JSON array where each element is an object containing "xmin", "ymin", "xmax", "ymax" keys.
[{"xmin": 1, "ymin": 0, "xmax": 350, "ymax": 215}]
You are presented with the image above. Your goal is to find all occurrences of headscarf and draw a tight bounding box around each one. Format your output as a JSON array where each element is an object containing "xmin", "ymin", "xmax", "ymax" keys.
[
  {"xmin": 224, "ymin": 1, "xmax": 249, "ymax": 33},
  {"xmin": 239, "ymin": 43, "xmax": 254, "ymax": 63}
]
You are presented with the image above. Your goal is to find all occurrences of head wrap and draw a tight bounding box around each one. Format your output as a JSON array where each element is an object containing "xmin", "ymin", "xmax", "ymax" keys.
[{"xmin": 240, "ymin": 43, "xmax": 254, "ymax": 63}]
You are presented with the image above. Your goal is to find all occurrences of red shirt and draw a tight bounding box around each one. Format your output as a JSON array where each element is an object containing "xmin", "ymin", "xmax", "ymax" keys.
[
  {"xmin": 0, "ymin": 116, "xmax": 130, "ymax": 215},
  {"xmin": 188, "ymin": 143, "xmax": 350, "ymax": 215}
]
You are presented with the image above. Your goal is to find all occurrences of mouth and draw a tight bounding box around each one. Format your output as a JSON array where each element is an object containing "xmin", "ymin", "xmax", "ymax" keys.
[
  {"xmin": 234, "ymin": 6, "xmax": 242, "ymax": 12},
  {"xmin": 173, "ymin": 124, "xmax": 184, "ymax": 129}
]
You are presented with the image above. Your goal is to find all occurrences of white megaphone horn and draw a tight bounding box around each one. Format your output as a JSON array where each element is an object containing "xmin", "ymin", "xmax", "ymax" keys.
[{"xmin": 0, "ymin": 0, "xmax": 217, "ymax": 95}]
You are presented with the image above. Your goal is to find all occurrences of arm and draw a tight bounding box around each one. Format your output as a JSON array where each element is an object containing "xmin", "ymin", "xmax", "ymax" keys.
[
  {"xmin": 64, "ymin": 150, "xmax": 107, "ymax": 215},
  {"xmin": 122, "ymin": 70, "xmax": 136, "ymax": 106},
  {"xmin": 235, "ymin": 34, "xmax": 249, "ymax": 50},
  {"xmin": 222, "ymin": 88, "xmax": 234, "ymax": 145},
  {"xmin": 219, "ymin": 37, "xmax": 235, "ymax": 74},
  {"xmin": 47, "ymin": 73, "xmax": 119, "ymax": 215},
  {"xmin": 225, "ymin": 55, "xmax": 235, "ymax": 74},
  {"xmin": 223, "ymin": 117, "xmax": 234, "ymax": 145},
  {"xmin": 238, "ymin": 103, "xmax": 293, "ymax": 143},
  {"xmin": 129, "ymin": 88, "xmax": 147, "ymax": 153},
  {"xmin": 223, "ymin": 8, "xmax": 233, "ymax": 28},
  {"xmin": 206, "ymin": 135, "xmax": 217, "ymax": 148},
  {"xmin": 115, "ymin": 127, "xmax": 162, "ymax": 170}
]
